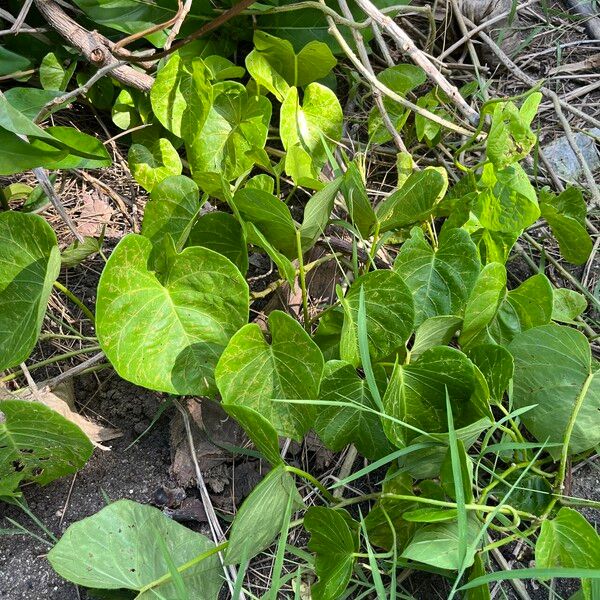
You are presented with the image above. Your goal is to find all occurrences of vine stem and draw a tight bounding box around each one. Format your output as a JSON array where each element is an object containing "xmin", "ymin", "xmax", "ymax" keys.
[
  {"xmin": 285, "ymin": 465, "xmax": 336, "ymax": 503},
  {"xmin": 296, "ymin": 230, "xmax": 310, "ymax": 330},
  {"xmin": 53, "ymin": 281, "xmax": 95, "ymax": 323}
]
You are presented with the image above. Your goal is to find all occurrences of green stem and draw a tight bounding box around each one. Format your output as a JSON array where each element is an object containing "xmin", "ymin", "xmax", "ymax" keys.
[
  {"xmin": 296, "ymin": 229, "xmax": 310, "ymax": 330},
  {"xmin": 53, "ymin": 281, "xmax": 95, "ymax": 323},
  {"xmin": 0, "ymin": 345, "xmax": 101, "ymax": 382},
  {"xmin": 135, "ymin": 542, "xmax": 228, "ymax": 597},
  {"xmin": 285, "ymin": 466, "xmax": 336, "ymax": 503}
]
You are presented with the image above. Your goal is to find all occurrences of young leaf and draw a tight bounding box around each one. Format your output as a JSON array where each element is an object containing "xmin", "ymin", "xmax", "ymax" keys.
[
  {"xmin": 225, "ymin": 465, "xmax": 303, "ymax": 564},
  {"xmin": 39, "ymin": 52, "xmax": 73, "ymax": 91},
  {"xmin": 187, "ymin": 212, "xmax": 248, "ymax": 274},
  {"xmin": 305, "ymin": 507, "xmax": 359, "ymax": 600},
  {"xmin": 128, "ymin": 138, "xmax": 182, "ymax": 192},
  {"xmin": 509, "ymin": 324, "xmax": 600, "ymax": 458},
  {"xmin": 340, "ymin": 160, "xmax": 377, "ymax": 238},
  {"xmin": 393, "ymin": 227, "xmax": 481, "ymax": 327},
  {"xmin": 215, "ymin": 310, "xmax": 324, "ymax": 440},
  {"xmin": 48, "ymin": 500, "xmax": 222, "ymax": 598},
  {"xmin": 141, "ymin": 175, "xmax": 200, "ymax": 256},
  {"xmin": 339, "ymin": 270, "xmax": 414, "ymax": 367},
  {"xmin": 188, "ymin": 82, "xmax": 271, "ymax": 183},
  {"xmin": 96, "ymin": 234, "xmax": 249, "ymax": 396},
  {"xmin": 552, "ymin": 288, "xmax": 587, "ymax": 324},
  {"xmin": 61, "ymin": 236, "xmax": 103, "ymax": 267},
  {"xmin": 0, "ymin": 212, "xmax": 60, "ymax": 371},
  {"xmin": 375, "ymin": 168, "xmax": 448, "ymax": 233},
  {"xmin": 410, "ymin": 315, "xmax": 462, "ymax": 362},
  {"xmin": 150, "ymin": 54, "xmax": 213, "ymax": 141},
  {"xmin": 536, "ymin": 507, "xmax": 600, "ymax": 575},
  {"xmin": 299, "ymin": 177, "xmax": 343, "ymax": 251},
  {"xmin": 0, "ymin": 400, "xmax": 93, "ymax": 495},
  {"xmin": 244, "ymin": 222, "xmax": 296, "ymax": 284},
  {"xmin": 280, "ymin": 83, "xmax": 343, "ymax": 184},
  {"xmin": 466, "ymin": 345, "xmax": 514, "ymax": 403},
  {"xmin": 314, "ymin": 360, "xmax": 394, "ymax": 460}
]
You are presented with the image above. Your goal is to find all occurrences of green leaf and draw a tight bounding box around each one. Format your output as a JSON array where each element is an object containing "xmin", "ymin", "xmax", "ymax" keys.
[
  {"xmin": 315, "ymin": 360, "xmax": 394, "ymax": 460},
  {"xmin": 552, "ymin": 288, "xmax": 587, "ymax": 324},
  {"xmin": 188, "ymin": 82, "xmax": 271, "ymax": 184},
  {"xmin": 222, "ymin": 404, "xmax": 282, "ymax": 466},
  {"xmin": 485, "ymin": 93, "xmax": 541, "ymax": 168},
  {"xmin": 0, "ymin": 400, "xmax": 93, "ymax": 495},
  {"xmin": 244, "ymin": 222, "xmax": 296, "ymax": 284},
  {"xmin": 474, "ymin": 163, "xmax": 539, "ymax": 233},
  {"xmin": 3, "ymin": 87, "xmax": 64, "ymax": 120},
  {"xmin": 48, "ymin": 499, "xmax": 222, "ymax": 597},
  {"xmin": 401, "ymin": 514, "xmax": 481, "ymax": 570},
  {"xmin": 305, "ymin": 507, "xmax": 359, "ymax": 600},
  {"xmin": 299, "ymin": 177, "xmax": 342, "ymax": 250},
  {"xmin": 465, "ymin": 553, "xmax": 491, "ymax": 600},
  {"xmin": 368, "ymin": 64, "xmax": 426, "ymax": 144},
  {"xmin": 403, "ymin": 508, "xmax": 459, "ymax": 523},
  {"xmin": 61, "ymin": 235, "xmax": 103, "ymax": 267},
  {"xmin": 410, "ymin": 315, "xmax": 462, "ymax": 362},
  {"xmin": 215, "ymin": 310, "xmax": 324, "ymax": 439},
  {"xmin": 536, "ymin": 507, "xmax": 600, "ymax": 574},
  {"xmin": 204, "ymin": 55, "xmax": 246, "ymax": 81},
  {"xmin": 225, "ymin": 465, "xmax": 303, "ymax": 564},
  {"xmin": 128, "ymin": 138, "xmax": 182, "ymax": 192},
  {"xmin": 540, "ymin": 188, "xmax": 592, "ymax": 265},
  {"xmin": 466, "ymin": 344, "xmax": 514, "ymax": 403},
  {"xmin": 340, "ymin": 160, "xmax": 377, "ymax": 238},
  {"xmin": 150, "ymin": 54, "xmax": 213, "ymax": 141},
  {"xmin": 141, "ymin": 175, "xmax": 200, "ymax": 256},
  {"xmin": 246, "ymin": 31, "xmax": 336, "ymax": 101},
  {"xmin": 383, "ymin": 347, "xmax": 491, "ymax": 448},
  {"xmin": 39, "ymin": 52, "xmax": 73, "ymax": 91},
  {"xmin": 0, "ymin": 212, "xmax": 60, "ymax": 371},
  {"xmin": 440, "ymin": 440, "xmax": 474, "ymax": 503},
  {"xmin": 231, "ymin": 188, "xmax": 297, "ymax": 258},
  {"xmin": 187, "ymin": 212, "xmax": 248, "ymax": 274},
  {"xmin": 339, "ymin": 270, "xmax": 414, "ymax": 367},
  {"xmin": 0, "ymin": 92, "xmax": 61, "ymax": 142},
  {"xmin": 394, "ymin": 227, "xmax": 481, "ymax": 327},
  {"xmin": 375, "ymin": 168, "xmax": 448, "ymax": 233},
  {"xmin": 459, "ymin": 263, "xmax": 506, "ymax": 349},
  {"xmin": 0, "ymin": 47, "xmax": 31, "ymax": 77},
  {"xmin": 509, "ymin": 324, "xmax": 600, "ymax": 458},
  {"xmin": 96, "ymin": 234, "xmax": 248, "ymax": 396},
  {"xmin": 280, "ymin": 83, "xmax": 342, "ymax": 184}
]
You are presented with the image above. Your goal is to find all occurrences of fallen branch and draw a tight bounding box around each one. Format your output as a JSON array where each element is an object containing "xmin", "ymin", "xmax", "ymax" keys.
[{"xmin": 34, "ymin": 0, "xmax": 154, "ymax": 92}]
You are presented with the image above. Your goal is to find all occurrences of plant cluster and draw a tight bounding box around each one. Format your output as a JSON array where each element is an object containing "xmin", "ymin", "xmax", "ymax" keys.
[{"xmin": 1, "ymin": 1, "xmax": 599, "ymax": 598}]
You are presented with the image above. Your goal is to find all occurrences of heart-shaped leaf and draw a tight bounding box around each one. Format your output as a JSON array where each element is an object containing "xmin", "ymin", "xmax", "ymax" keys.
[
  {"xmin": 0, "ymin": 211, "xmax": 60, "ymax": 371},
  {"xmin": 188, "ymin": 82, "xmax": 271, "ymax": 184},
  {"xmin": 280, "ymin": 83, "xmax": 342, "ymax": 184},
  {"xmin": 315, "ymin": 360, "xmax": 393, "ymax": 460},
  {"xmin": 509, "ymin": 324, "xmax": 600, "ymax": 457},
  {"xmin": 305, "ymin": 507, "xmax": 359, "ymax": 600},
  {"xmin": 394, "ymin": 227, "xmax": 481, "ymax": 327},
  {"xmin": 340, "ymin": 270, "xmax": 414, "ymax": 367},
  {"xmin": 150, "ymin": 54, "xmax": 213, "ymax": 141},
  {"xmin": 0, "ymin": 400, "xmax": 93, "ymax": 495},
  {"xmin": 552, "ymin": 288, "xmax": 587, "ymax": 324},
  {"xmin": 48, "ymin": 499, "xmax": 222, "ymax": 598},
  {"xmin": 97, "ymin": 234, "xmax": 248, "ymax": 396},
  {"xmin": 215, "ymin": 310, "xmax": 323, "ymax": 439},
  {"xmin": 128, "ymin": 138, "xmax": 182, "ymax": 192}
]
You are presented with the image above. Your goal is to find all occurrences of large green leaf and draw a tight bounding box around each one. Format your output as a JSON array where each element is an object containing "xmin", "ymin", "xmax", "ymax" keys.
[
  {"xmin": 231, "ymin": 188, "xmax": 297, "ymax": 258},
  {"xmin": 48, "ymin": 499, "xmax": 222, "ymax": 597},
  {"xmin": 383, "ymin": 346, "xmax": 491, "ymax": 447},
  {"xmin": 0, "ymin": 400, "xmax": 93, "ymax": 495},
  {"xmin": 340, "ymin": 270, "xmax": 414, "ymax": 367},
  {"xmin": 187, "ymin": 212, "xmax": 248, "ymax": 274},
  {"xmin": 280, "ymin": 83, "xmax": 342, "ymax": 184},
  {"xmin": 225, "ymin": 465, "xmax": 303, "ymax": 564},
  {"xmin": 401, "ymin": 514, "xmax": 481, "ymax": 570},
  {"xmin": 305, "ymin": 507, "xmax": 359, "ymax": 600},
  {"xmin": 96, "ymin": 234, "xmax": 248, "ymax": 396},
  {"xmin": 394, "ymin": 227, "xmax": 480, "ymax": 327},
  {"xmin": 188, "ymin": 82, "xmax": 271, "ymax": 184},
  {"xmin": 141, "ymin": 175, "xmax": 200, "ymax": 255},
  {"xmin": 536, "ymin": 508, "xmax": 600, "ymax": 571},
  {"xmin": 0, "ymin": 212, "xmax": 60, "ymax": 371},
  {"xmin": 246, "ymin": 31, "xmax": 336, "ymax": 101},
  {"xmin": 375, "ymin": 168, "xmax": 448, "ymax": 233},
  {"xmin": 215, "ymin": 310, "xmax": 324, "ymax": 439},
  {"xmin": 315, "ymin": 360, "xmax": 393, "ymax": 459},
  {"xmin": 509, "ymin": 324, "xmax": 600, "ymax": 457},
  {"xmin": 128, "ymin": 138, "xmax": 182, "ymax": 192},
  {"xmin": 150, "ymin": 54, "xmax": 213, "ymax": 141}
]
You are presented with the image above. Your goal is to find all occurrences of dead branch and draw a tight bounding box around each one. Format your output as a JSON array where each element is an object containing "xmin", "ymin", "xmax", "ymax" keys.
[{"xmin": 33, "ymin": 0, "xmax": 155, "ymax": 92}]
